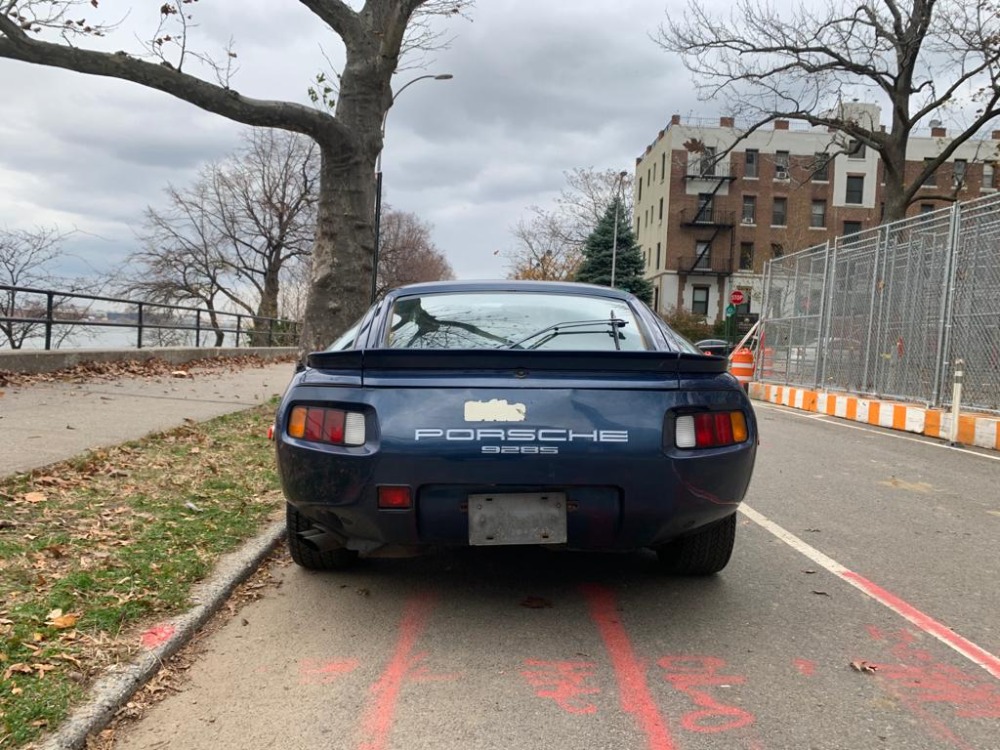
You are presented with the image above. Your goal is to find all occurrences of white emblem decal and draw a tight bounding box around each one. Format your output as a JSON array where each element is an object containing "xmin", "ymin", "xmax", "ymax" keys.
[{"xmin": 463, "ymin": 399, "xmax": 527, "ymax": 423}]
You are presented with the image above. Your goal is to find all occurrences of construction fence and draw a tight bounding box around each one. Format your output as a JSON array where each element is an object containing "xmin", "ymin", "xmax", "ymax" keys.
[{"xmin": 758, "ymin": 192, "xmax": 1000, "ymax": 415}]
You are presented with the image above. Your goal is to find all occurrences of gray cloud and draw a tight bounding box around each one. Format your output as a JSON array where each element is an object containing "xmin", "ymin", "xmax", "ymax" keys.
[{"xmin": 0, "ymin": 0, "xmax": 708, "ymax": 283}]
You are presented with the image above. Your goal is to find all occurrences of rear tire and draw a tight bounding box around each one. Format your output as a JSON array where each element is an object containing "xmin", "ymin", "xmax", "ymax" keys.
[
  {"xmin": 657, "ymin": 513, "xmax": 736, "ymax": 575},
  {"xmin": 286, "ymin": 503, "xmax": 359, "ymax": 571}
]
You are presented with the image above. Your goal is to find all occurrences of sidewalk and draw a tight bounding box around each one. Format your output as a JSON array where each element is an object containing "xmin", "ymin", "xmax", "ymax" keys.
[{"xmin": 0, "ymin": 360, "xmax": 295, "ymax": 477}]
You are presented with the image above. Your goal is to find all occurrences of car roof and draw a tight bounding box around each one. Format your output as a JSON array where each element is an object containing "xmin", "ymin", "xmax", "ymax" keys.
[{"xmin": 383, "ymin": 279, "xmax": 636, "ymax": 301}]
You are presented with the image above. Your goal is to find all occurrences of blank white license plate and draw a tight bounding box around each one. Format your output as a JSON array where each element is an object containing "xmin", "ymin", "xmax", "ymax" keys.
[{"xmin": 468, "ymin": 492, "xmax": 568, "ymax": 546}]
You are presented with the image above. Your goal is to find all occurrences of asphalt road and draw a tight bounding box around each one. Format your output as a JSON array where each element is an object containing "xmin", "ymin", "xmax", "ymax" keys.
[{"xmin": 112, "ymin": 402, "xmax": 1000, "ymax": 750}]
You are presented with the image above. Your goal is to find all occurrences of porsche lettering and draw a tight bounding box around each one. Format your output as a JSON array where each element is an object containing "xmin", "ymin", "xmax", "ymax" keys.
[{"xmin": 413, "ymin": 428, "xmax": 629, "ymax": 443}]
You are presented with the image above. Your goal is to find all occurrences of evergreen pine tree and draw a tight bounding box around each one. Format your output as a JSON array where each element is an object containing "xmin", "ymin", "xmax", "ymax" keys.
[{"xmin": 575, "ymin": 198, "xmax": 653, "ymax": 304}]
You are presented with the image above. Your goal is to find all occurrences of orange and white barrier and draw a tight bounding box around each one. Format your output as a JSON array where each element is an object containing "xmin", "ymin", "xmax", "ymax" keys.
[
  {"xmin": 729, "ymin": 348, "xmax": 754, "ymax": 390},
  {"xmin": 748, "ymin": 383, "xmax": 1000, "ymax": 451}
]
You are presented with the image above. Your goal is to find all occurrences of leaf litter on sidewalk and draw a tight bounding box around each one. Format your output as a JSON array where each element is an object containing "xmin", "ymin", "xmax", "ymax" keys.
[{"xmin": 0, "ymin": 401, "xmax": 282, "ymax": 749}]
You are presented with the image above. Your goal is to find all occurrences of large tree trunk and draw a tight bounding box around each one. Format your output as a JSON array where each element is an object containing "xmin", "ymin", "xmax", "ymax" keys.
[{"xmin": 299, "ymin": 142, "xmax": 377, "ymax": 355}]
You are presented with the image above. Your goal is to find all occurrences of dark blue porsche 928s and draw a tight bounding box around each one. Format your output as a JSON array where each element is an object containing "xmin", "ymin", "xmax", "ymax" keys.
[{"xmin": 274, "ymin": 280, "xmax": 757, "ymax": 575}]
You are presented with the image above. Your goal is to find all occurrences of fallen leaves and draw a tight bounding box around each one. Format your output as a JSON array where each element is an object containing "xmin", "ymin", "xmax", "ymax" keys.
[
  {"xmin": 850, "ymin": 660, "xmax": 879, "ymax": 674},
  {"xmin": 46, "ymin": 609, "xmax": 80, "ymax": 630}
]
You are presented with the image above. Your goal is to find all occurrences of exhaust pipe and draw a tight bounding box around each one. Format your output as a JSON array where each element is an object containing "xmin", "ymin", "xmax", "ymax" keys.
[{"xmin": 298, "ymin": 526, "xmax": 348, "ymax": 553}]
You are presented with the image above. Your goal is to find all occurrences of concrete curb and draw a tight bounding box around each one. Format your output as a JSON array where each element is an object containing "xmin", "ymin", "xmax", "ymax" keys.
[
  {"xmin": 749, "ymin": 382, "xmax": 1000, "ymax": 451},
  {"xmin": 38, "ymin": 520, "xmax": 287, "ymax": 750}
]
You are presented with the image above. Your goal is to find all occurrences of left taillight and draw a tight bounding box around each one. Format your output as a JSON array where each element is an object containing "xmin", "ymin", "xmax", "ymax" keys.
[
  {"xmin": 286, "ymin": 406, "xmax": 366, "ymax": 446},
  {"xmin": 675, "ymin": 411, "xmax": 748, "ymax": 449}
]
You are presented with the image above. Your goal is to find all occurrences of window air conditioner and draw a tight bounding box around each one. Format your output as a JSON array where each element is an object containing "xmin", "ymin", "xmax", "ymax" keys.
[{"xmin": 775, "ymin": 169, "xmax": 789, "ymax": 180}]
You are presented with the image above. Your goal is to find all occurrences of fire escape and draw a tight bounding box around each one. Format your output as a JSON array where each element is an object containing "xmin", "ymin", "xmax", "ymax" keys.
[{"xmin": 678, "ymin": 153, "xmax": 736, "ymax": 274}]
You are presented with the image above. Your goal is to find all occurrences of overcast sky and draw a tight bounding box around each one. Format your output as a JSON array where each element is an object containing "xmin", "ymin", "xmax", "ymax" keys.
[{"xmin": 0, "ymin": 0, "xmax": 715, "ymax": 283}]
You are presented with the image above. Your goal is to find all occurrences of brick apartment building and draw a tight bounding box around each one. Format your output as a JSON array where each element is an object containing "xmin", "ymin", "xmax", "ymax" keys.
[{"xmin": 633, "ymin": 103, "xmax": 1000, "ymax": 323}]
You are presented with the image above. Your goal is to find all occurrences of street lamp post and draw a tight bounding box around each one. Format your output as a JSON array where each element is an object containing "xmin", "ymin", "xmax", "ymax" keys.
[
  {"xmin": 610, "ymin": 170, "xmax": 628, "ymax": 288},
  {"xmin": 371, "ymin": 73, "xmax": 453, "ymax": 303}
]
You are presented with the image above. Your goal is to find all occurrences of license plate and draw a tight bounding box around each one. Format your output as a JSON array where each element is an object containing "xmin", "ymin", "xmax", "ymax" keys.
[{"xmin": 468, "ymin": 492, "xmax": 567, "ymax": 546}]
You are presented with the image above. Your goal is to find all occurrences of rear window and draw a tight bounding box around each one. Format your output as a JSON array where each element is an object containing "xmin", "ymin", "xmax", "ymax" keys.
[{"xmin": 384, "ymin": 292, "xmax": 649, "ymax": 351}]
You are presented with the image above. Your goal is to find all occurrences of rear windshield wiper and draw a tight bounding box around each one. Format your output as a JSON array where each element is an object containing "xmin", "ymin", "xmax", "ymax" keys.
[{"xmin": 501, "ymin": 317, "xmax": 629, "ymax": 351}]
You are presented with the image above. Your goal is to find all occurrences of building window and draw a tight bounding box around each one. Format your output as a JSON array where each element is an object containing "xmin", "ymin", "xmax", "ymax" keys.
[
  {"xmin": 658, "ymin": 197, "xmax": 664, "ymax": 222},
  {"xmin": 638, "ymin": 177, "xmax": 642, "ymax": 201},
  {"xmin": 692, "ymin": 286, "xmax": 710, "ymax": 316},
  {"xmin": 846, "ymin": 175, "xmax": 864, "ymax": 204},
  {"xmin": 772, "ymin": 197, "xmax": 787, "ymax": 226},
  {"xmin": 694, "ymin": 241, "xmax": 711, "ymax": 270},
  {"xmin": 656, "ymin": 242, "xmax": 662, "ymax": 270},
  {"xmin": 920, "ymin": 203, "xmax": 935, "ymax": 214},
  {"xmin": 813, "ymin": 153, "xmax": 831, "ymax": 181},
  {"xmin": 984, "ymin": 162, "xmax": 995, "ymax": 190},
  {"xmin": 770, "ymin": 243, "xmax": 784, "ymax": 259},
  {"xmin": 696, "ymin": 193, "xmax": 714, "ymax": 222},
  {"xmin": 745, "ymin": 149, "xmax": 759, "ymax": 178},
  {"xmin": 843, "ymin": 221, "xmax": 862, "ymax": 235},
  {"xmin": 700, "ymin": 146, "xmax": 717, "ymax": 176},
  {"xmin": 739, "ymin": 242, "xmax": 754, "ymax": 271},
  {"xmin": 847, "ymin": 139, "xmax": 866, "ymax": 159},
  {"xmin": 922, "ymin": 158, "xmax": 937, "ymax": 186},
  {"xmin": 652, "ymin": 162, "xmax": 656, "ymax": 182},
  {"xmin": 775, "ymin": 151, "xmax": 790, "ymax": 179},
  {"xmin": 661, "ymin": 153, "xmax": 666, "ymax": 182},
  {"xmin": 954, "ymin": 159, "xmax": 967, "ymax": 187},
  {"xmin": 635, "ymin": 218, "xmax": 640, "ymax": 235},
  {"xmin": 741, "ymin": 195, "xmax": 756, "ymax": 224},
  {"xmin": 810, "ymin": 200, "xmax": 827, "ymax": 228}
]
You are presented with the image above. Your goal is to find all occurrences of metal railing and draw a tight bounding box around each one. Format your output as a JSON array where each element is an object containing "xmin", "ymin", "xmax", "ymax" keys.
[
  {"xmin": 0, "ymin": 285, "xmax": 300, "ymax": 350},
  {"xmin": 758, "ymin": 194, "xmax": 1000, "ymax": 414}
]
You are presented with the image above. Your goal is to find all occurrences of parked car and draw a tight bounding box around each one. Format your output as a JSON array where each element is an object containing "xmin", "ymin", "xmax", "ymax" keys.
[
  {"xmin": 274, "ymin": 281, "xmax": 758, "ymax": 575},
  {"xmin": 694, "ymin": 338, "xmax": 733, "ymax": 356}
]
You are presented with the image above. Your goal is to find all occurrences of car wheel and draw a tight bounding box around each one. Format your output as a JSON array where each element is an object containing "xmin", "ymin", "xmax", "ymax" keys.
[
  {"xmin": 286, "ymin": 503, "xmax": 359, "ymax": 571},
  {"xmin": 657, "ymin": 513, "xmax": 736, "ymax": 575}
]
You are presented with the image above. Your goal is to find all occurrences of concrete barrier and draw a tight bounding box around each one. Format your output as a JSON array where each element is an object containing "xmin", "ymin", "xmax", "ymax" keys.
[{"xmin": 0, "ymin": 346, "xmax": 296, "ymax": 375}]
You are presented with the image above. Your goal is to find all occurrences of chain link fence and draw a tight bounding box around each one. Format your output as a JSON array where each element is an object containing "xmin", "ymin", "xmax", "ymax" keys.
[{"xmin": 759, "ymin": 193, "xmax": 1000, "ymax": 414}]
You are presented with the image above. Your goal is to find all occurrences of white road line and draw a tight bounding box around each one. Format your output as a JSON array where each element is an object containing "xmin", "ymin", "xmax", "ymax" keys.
[
  {"xmin": 739, "ymin": 503, "xmax": 1000, "ymax": 680},
  {"xmin": 755, "ymin": 402, "xmax": 1000, "ymax": 462}
]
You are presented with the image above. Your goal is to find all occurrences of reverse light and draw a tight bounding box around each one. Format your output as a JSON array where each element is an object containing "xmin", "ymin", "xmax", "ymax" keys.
[
  {"xmin": 675, "ymin": 411, "xmax": 748, "ymax": 449},
  {"xmin": 287, "ymin": 406, "xmax": 366, "ymax": 446},
  {"xmin": 378, "ymin": 486, "xmax": 412, "ymax": 509}
]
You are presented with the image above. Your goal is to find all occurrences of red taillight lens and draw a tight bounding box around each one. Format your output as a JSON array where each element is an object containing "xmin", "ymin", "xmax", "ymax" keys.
[
  {"xmin": 286, "ymin": 406, "xmax": 365, "ymax": 446},
  {"xmin": 378, "ymin": 486, "xmax": 412, "ymax": 509},
  {"xmin": 675, "ymin": 411, "xmax": 748, "ymax": 449}
]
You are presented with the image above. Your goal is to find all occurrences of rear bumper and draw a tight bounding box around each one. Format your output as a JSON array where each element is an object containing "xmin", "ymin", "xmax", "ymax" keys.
[{"xmin": 277, "ymin": 441, "xmax": 756, "ymax": 551}]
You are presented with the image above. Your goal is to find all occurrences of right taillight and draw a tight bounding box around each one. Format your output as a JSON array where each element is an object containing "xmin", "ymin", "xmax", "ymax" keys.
[{"xmin": 675, "ymin": 411, "xmax": 748, "ymax": 449}]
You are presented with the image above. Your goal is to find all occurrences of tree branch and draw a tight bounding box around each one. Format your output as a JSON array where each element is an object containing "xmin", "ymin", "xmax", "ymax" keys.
[{"xmin": 0, "ymin": 30, "xmax": 352, "ymax": 149}]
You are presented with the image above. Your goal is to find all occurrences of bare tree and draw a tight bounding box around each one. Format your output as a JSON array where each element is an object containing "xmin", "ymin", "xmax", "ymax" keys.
[
  {"xmin": 658, "ymin": 0, "xmax": 1000, "ymax": 221},
  {"xmin": 0, "ymin": 0, "xmax": 474, "ymax": 356},
  {"xmin": 376, "ymin": 208, "xmax": 454, "ymax": 297},
  {"xmin": 505, "ymin": 168, "xmax": 633, "ymax": 280},
  {"xmin": 0, "ymin": 226, "xmax": 95, "ymax": 349}
]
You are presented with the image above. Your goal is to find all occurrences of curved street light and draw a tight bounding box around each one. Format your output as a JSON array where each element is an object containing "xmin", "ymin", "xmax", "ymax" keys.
[
  {"xmin": 610, "ymin": 170, "xmax": 628, "ymax": 288},
  {"xmin": 372, "ymin": 73, "xmax": 454, "ymax": 302}
]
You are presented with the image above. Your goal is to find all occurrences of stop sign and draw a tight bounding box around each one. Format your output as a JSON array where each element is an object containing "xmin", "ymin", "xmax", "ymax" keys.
[{"xmin": 730, "ymin": 289, "xmax": 746, "ymax": 305}]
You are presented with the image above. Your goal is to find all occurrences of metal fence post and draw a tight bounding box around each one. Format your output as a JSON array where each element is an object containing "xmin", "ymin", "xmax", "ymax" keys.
[
  {"xmin": 268, "ymin": 318, "xmax": 274, "ymax": 347},
  {"xmin": 136, "ymin": 302, "xmax": 144, "ymax": 349},
  {"xmin": 932, "ymin": 202, "xmax": 962, "ymax": 408},
  {"xmin": 235, "ymin": 315, "xmax": 242, "ymax": 347},
  {"xmin": 757, "ymin": 261, "xmax": 772, "ymax": 380},
  {"xmin": 815, "ymin": 241, "xmax": 835, "ymax": 388},
  {"xmin": 195, "ymin": 309, "xmax": 201, "ymax": 348},
  {"xmin": 861, "ymin": 226, "xmax": 884, "ymax": 392},
  {"xmin": 44, "ymin": 292, "xmax": 54, "ymax": 350}
]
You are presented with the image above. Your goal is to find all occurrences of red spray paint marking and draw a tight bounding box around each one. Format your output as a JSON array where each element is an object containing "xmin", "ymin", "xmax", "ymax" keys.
[
  {"xmin": 842, "ymin": 570, "xmax": 1000, "ymax": 681},
  {"xmin": 298, "ymin": 658, "xmax": 360, "ymax": 686},
  {"xmin": 357, "ymin": 592, "xmax": 437, "ymax": 750},
  {"xmin": 520, "ymin": 660, "xmax": 600, "ymax": 714},
  {"xmin": 658, "ymin": 656, "xmax": 755, "ymax": 735},
  {"xmin": 580, "ymin": 584, "xmax": 676, "ymax": 750},
  {"xmin": 140, "ymin": 624, "xmax": 176, "ymax": 650},
  {"xmin": 793, "ymin": 659, "xmax": 816, "ymax": 677},
  {"xmin": 855, "ymin": 628, "xmax": 1000, "ymax": 750}
]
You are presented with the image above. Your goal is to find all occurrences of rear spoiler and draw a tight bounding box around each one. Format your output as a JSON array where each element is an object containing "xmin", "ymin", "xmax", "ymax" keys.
[{"xmin": 306, "ymin": 349, "xmax": 729, "ymax": 374}]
